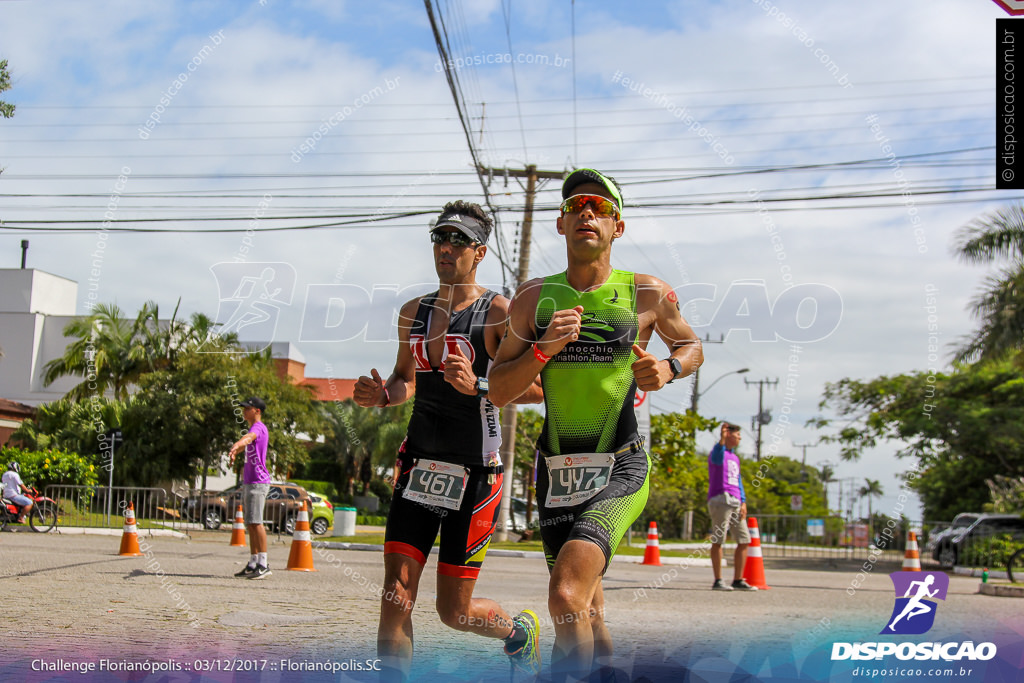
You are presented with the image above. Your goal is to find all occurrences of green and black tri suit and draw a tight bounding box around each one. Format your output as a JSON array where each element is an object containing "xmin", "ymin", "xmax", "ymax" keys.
[{"xmin": 534, "ymin": 269, "xmax": 651, "ymax": 572}]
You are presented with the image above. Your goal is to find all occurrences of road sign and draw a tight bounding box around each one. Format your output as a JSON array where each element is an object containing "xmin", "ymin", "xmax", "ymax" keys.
[
  {"xmin": 790, "ymin": 494, "xmax": 803, "ymax": 511},
  {"xmin": 807, "ymin": 518, "xmax": 824, "ymax": 537}
]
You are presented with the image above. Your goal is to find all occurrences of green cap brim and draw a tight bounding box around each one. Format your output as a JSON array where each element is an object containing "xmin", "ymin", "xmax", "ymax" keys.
[{"xmin": 562, "ymin": 168, "xmax": 623, "ymax": 214}]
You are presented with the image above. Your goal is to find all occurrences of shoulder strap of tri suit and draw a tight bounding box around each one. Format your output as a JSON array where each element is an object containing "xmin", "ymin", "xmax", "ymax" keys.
[{"xmin": 411, "ymin": 291, "xmax": 439, "ymax": 333}]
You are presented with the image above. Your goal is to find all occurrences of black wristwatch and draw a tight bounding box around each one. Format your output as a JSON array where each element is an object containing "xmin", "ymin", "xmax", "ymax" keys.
[
  {"xmin": 475, "ymin": 376, "xmax": 490, "ymax": 396},
  {"xmin": 666, "ymin": 357, "xmax": 683, "ymax": 383}
]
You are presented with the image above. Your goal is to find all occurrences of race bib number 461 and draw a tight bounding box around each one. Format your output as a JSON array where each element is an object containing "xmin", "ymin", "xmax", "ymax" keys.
[
  {"xmin": 402, "ymin": 459, "xmax": 469, "ymax": 511},
  {"xmin": 544, "ymin": 453, "xmax": 615, "ymax": 508}
]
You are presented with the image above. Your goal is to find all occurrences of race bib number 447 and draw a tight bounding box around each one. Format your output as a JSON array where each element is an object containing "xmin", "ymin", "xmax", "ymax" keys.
[
  {"xmin": 402, "ymin": 459, "xmax": 469, "ymax": 511},
  {"xmin": 544, "ymin": 453, "xmax": 615, "ymax": 508}
]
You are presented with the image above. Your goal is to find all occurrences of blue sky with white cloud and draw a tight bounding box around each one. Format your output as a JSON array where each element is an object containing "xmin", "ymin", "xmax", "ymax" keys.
[{"xmin": 0, "ymin": 0, "xmax": 1014, "ymax": 520}]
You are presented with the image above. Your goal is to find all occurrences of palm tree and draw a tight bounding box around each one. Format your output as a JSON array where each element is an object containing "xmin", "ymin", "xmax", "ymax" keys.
[
  {"xmin": 818, "ymin": 463, "xmax": 838, "ymax": 514},
  {"xmin": 42, "ymin": 300, "xmax": 240, "ymax": 401},
  {"xmin": 42, "ymin": 303, "xmax": 152, "ymax": 400},
  {"xmin": 318, "ymin": 400, "xmax": 411, "ymax": 497},
  {"xmin": 953, "ymin": 205, "xmax": 1024, "ymax": 361},
  {"xmin": 858, "ymin": 478, "xmax": 884, "ymax": 540}
]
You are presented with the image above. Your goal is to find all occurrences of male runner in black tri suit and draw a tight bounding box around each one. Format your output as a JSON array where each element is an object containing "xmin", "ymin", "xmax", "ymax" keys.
[{"xmin": 354, "ymin": 200, "xmax": 543, "ymax": 681}]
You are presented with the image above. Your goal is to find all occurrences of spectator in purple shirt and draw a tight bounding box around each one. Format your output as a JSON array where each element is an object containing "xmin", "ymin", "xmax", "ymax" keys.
[
  {"xmin": 228, "ymin": 397, "xmax": 272, "ymax": 580},
  {"xmin": 707, "ymin": 422, "xmax": 756, "ymax": 591}
]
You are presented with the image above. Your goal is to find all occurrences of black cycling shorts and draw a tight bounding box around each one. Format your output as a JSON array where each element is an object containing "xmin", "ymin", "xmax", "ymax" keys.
[
  {"xmin": 384, "ymin": 452, "xmax": 504, "ymax": 579},
  {"xmin": 536, "ymin": 443, "xmax": 650, "ymax": 574}
]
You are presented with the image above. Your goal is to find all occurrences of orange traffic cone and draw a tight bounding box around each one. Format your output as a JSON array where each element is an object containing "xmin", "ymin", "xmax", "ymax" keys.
[
  {"xmin": 901, "ymin": 531, "xmax": 922, "ymax": 571},
  {"xmin": 741, "ymin": 516, "xmax": 770, "ymax": 589},
  {"xmin": 118, "ymin": 502, "xmax": 143, "ymax": 557},
  {"xmin": 642, "ymin": 521, "xmax": 662, "ymax": 566},
  {"xmin": 229, "ymin": 505, "xmax": 247, "ymax": 547},
  {"xmin": 286, "ymin": 501, "xmax": 317, "ymax": 572}
]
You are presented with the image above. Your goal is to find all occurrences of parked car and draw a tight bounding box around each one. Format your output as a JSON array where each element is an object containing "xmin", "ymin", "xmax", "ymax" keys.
[
  {"xmin": 508, "ymin": 496, "xmax": 532, "ymax": 533},
  {"xmin": 931, "ymin": 513, "xmax": 1024, "ymax": 567},
  {"xmin": 924, "ymin": 512, "xmax": 981, "ymax": 557},
  {"xmin": 181, "ymin": 482, "xmax": 310, "ymax": 533},
  {"xmin": 306, "ymin": 490, "xmax": 334, "ymax": 535}
]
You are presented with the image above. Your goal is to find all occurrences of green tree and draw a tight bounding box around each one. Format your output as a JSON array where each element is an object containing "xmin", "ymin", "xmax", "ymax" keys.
[
  {"xmin": 43, "ymin": 302, "xmax": 158, "ymax": 400},
  {"xmin": 118, "ymin": 347, "xmax": 324, "ymax": 488},
  {"xmin": 818, "ymin": 462, "xmax": 837, "ymax": 513},
  {"xmin": 858, "ymin": 477, "xmax": 883, "ymax": 539},
  {"xmin": 742, "ymin": 455, "xmax": 828, "ymax": 518},
  {"xmin": 953, "ymin": 205, "xmax": 1024, "ymax": 361},
  {"xmin": 10, "ymin": 395, "xmax": 132, "ymax": 458},
  {"xmin": 313, "ymin": 399, "xmax": 412, "ymax": 499},
  {"xmin": 42, "ymin": 301, "xmax": 238, "ymax": 401},
  {"xmin": 27, "ymin": 299, "xmax": 318, "ymax": 488},
  {"xmin": 512, "ymin": 408, "xmax": 544, "ymax": 526},
  {"xmin": 0, "ymin": 59, "xmax": 14, "ymax": 119},
  {"xmin": 812, "ymin": 357, "xmax": 1024, "ymax": 520},
  {"xmin": 642, "ymin": 411, "xmax": 719, "ymax": 537}
]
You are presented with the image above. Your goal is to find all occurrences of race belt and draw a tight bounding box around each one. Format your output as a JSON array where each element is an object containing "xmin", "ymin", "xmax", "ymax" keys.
[{"xmin": 541, "ymin": 437, "xmax": 645, "ymax": 509}]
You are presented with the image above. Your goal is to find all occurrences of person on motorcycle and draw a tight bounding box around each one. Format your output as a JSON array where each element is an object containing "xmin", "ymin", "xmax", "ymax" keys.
[{"xmin": 2, "ymin": 462, "xmax": 34, "ymax": 523}]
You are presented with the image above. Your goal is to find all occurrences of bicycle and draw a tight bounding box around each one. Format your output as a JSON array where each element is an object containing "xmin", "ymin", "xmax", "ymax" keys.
[{"xmin": 1007, "ymin": 546, "xmax": 1024, "ymax": 584}]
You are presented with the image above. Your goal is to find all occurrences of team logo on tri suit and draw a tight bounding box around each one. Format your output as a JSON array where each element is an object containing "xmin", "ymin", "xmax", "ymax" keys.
[
  {"xmin": 409, "ymin": 333, "xmax": 474, "ymax": 371},
  {"xmin": 578, "ymin": 312, "xmax": 619, "ymax": 343}
]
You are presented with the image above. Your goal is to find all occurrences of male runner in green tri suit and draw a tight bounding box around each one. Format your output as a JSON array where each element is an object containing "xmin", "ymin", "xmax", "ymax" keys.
[{"xmin": 489, "ymin": 168, "xmax": 703, "ymax": 680}]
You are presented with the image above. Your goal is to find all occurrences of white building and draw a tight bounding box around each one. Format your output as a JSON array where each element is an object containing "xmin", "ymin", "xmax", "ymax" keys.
[{"xmin": 0, "ymin": 268, "xmax": 83, "ymax": 405}]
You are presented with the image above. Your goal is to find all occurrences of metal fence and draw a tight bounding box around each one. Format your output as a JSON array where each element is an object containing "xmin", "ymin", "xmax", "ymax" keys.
[
  {"xmin": 41, "ymin": 485, "xmax": 310, "ymax": 539},
  {"xmin": 43, "ymin": 485, "xmax": 195, "ymax": 532},
  {"xmin": 627, "ymin": 513, "xmax": 941, "ymax": 564}
]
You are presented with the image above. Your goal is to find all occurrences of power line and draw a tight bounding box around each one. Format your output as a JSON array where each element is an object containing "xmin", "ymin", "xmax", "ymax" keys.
[{"xmin": 423, "ymin": 0, "xmax": 515, "ymax": 286}]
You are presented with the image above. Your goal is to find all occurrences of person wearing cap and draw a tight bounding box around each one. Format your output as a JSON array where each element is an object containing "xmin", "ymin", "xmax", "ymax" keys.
[
  {"xmin": 708, "ymin": 422, "xmax": 757, "ymax": 591},
  {"xmin": 353, "ymin": 200, "xmax": 544, "ymax": 680},
  {"xmin": 228, "ymin": 396, "xmax": 272, "ymax": 579},
  {"xmin": 489, "ymin": 168, "xmax": 703, "ymax": 679}
]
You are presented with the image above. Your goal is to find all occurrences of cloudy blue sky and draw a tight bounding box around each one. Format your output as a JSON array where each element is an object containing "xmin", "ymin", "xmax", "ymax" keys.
[{"xmin": 0, "ymin": 0, "xmax": 1014, "ymax": 519}]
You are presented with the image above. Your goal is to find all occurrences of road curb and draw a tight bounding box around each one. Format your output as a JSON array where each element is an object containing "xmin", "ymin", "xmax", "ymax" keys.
[
  {"xmin": 979, "ymin": 582, "xmax": 1024, "ymax": 598},
  {"xmin": 955, "ymin": 566, "xmax": 1009, "ymax": 580},
  {"xmin": 53, "ymin": 526, "xmax": 189, "ymax": 539},
  {"xmin": 311, "ymin": 541, "xmax": 713, "ymax": 566}
]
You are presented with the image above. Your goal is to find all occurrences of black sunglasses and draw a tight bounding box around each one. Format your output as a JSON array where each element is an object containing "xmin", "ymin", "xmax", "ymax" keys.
[{"xmin": 430, "ymin": 230, "xmax": 479, "ymax": 248}]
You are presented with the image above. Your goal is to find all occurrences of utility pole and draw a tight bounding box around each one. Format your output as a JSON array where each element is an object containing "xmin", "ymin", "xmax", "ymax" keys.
[
  {"xmin": 478, "ymin": 163, "xmax": 565, "ymax": 541},
  {"xmin": 744, "ymin": 377, "xmax": 778, "ymax": 461},
  {"xmin": 794, "ymin": 442, "xmax": 817, "ymax": 468},
  {"xmin": 687, "ymin": 334, "xmax": 724, "ymax": 414}
]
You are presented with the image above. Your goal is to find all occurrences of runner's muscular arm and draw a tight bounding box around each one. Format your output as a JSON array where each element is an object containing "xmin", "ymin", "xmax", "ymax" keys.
[
  {"xmin": 489, "ymin": 279, "xmax": 583, "ymax": 407},
  {"xmin": 352, "ymin": 298, "xmax": 418, "ymax": 407},
  {"xmin": 483, "ymin": 294, "xmax": 543, "ymax": 404},
  {"xmin": 631, "ymin": 274, "xmax": 703, "ymax": 391}
]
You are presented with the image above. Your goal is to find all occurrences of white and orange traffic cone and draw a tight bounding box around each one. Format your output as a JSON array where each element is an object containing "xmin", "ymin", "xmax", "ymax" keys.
[
  {"xmin": 642, "ymin": 521, "xmax": 662, "ymax": 566},
  {"xmin": 902, "ymin": 531, "xmax": 922, "ymax": 571},
  {"xmin": 118, "ymin": 502, "xmax": 143, "ymax": 557},
  {"xmin": 286, "ymin": 501, "xmax": 317, "ymax": 572},
  {"xmin": 229, "ymin": 505, "xmax": 247, "ymax": 547},
  {"xmin": 741, "ymin": 516, "xmax": 770, "ymax": 589}
]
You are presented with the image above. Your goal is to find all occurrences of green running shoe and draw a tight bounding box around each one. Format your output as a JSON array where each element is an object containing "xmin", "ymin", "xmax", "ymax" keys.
[{"xmin": 504, "ymin": 609, "xmax": 541, "ymax": 675}]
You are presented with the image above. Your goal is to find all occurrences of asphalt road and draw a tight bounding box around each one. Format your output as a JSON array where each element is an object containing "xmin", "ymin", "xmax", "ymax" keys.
[{"xmin": 2, "ymin": 531, "xmax": 1021, "ymax": 682}]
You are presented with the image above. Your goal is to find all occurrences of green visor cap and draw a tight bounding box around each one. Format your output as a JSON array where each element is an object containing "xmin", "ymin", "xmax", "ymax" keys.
[{"xmin": 561, "ymin": 168, "xmax": 623, "ymax": 215}]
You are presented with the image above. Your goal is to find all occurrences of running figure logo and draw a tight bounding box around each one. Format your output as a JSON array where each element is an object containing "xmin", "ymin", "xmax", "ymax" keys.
[
  {"xmin": 208, "ymin": 262, "xmax": 297, "ymax": 351},
  {"xmin": 881, "ymin": 571, "xmax": 949, "ymax": 635}
]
